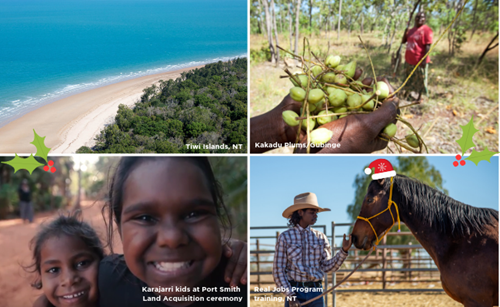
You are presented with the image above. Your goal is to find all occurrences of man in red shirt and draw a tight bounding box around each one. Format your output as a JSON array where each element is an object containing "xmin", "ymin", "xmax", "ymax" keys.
[{"xmin": 402, "ymin": 12, "xmax": 433, "ymax": 102}]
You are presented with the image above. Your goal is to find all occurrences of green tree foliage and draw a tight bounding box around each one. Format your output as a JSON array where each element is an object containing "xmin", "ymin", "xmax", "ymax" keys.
[
  {"xmin": 81, "ymin": 58, "xmax": 247, "ymax": 153},
  {"xmin": 346, "ymin": 157, "xmax": 448, "ymax": 246},
  {"xmin": 210, "ymin": 157, "xmax": 247, "ymax": 241}
]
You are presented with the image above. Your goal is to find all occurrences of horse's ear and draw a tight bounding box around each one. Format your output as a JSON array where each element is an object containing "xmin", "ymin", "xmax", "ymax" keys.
[{"xmin": 377, "ymin": 178, "xmax": 385, "ymax": 186}]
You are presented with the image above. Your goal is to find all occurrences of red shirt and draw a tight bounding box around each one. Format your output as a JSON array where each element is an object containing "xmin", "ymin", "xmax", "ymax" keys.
[{"xmin": 405, "ymin": 24, "xmax": 433, "ymax": 65}]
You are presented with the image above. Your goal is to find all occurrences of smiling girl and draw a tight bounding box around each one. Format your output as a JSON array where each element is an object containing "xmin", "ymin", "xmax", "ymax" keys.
[
  {"xmin": 98, "ymin": 157, "xmax": 247, "ymax": 306},
  {"xmin": 27, "ymin": 212, "xmax": 104, "ymax": 307}
]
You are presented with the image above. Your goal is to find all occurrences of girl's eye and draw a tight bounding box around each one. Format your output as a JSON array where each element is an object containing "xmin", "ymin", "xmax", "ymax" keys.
[
  {"xmin": 46, "ymin": 267, "xmax": 59, "ymax": 274},
  {"xmin": 185, "ymin": 210, "xmax": 208, "ymax": 220},
  {"xmin": 76, "ymin": 260, "xmax": 91, "ymax": 269},
  {"xmin": 134, "ymin": 215, "xmax": 155, "ymax": 223}
]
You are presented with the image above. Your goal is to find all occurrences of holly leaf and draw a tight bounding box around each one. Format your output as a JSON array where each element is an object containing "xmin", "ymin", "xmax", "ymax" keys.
[
  {"xmin": 30, "ymin": 129, "xmax": 51, "ymax": 163},
  {"xmin": 465, "ymin": 148, "xmax": 499, "ymax": 166},
  {"xmin": 456, "ymin": 116, "xmax": 479, "ymax": 155},
  {"xmin": 1, "ymin": 154, "xmax": 44, "ymax": 174}
]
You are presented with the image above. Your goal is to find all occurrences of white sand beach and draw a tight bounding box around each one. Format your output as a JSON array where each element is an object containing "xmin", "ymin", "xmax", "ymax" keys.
[{"xmin": 0, "ymin": 65, "xmax": 204, "ymax": 154}]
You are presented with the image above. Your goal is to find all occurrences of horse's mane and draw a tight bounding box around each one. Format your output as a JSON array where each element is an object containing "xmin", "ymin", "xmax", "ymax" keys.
[{"xmin": 384, "ymin": 175, "xmax": 498, "ymax": 237}]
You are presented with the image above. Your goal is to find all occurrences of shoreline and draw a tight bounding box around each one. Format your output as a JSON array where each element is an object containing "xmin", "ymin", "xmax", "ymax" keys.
[{"xmin": 0, "ymin": 64, "xmax": 205, "ymax": 154}]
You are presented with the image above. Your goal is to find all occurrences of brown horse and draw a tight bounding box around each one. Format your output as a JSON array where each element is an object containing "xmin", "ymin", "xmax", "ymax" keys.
[{"xmin": 351, "ymin": 175, "xmax": 498, "ymax": 307}]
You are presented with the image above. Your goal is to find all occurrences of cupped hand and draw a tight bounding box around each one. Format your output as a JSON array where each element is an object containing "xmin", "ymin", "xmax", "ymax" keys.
[{"xmin": 296, "ymin": 77, "xmax": 399, "ymax": 153}]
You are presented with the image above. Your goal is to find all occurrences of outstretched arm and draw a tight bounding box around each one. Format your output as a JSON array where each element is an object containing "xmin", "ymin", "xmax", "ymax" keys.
[{"xmin": 320, "ymin": 233, "xmax": 350, "ymax": 273}]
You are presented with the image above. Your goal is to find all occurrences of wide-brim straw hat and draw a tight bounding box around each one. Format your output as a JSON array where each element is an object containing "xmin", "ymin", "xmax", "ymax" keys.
[{"xmin": 282, "ymin": 192, "xmax": 331, "ymax": 218}]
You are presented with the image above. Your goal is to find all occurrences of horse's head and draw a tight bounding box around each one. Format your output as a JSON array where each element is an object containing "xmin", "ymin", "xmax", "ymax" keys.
[{"xmin": 352, "ymin": 178, "xmax": 397, "ymax": 250}]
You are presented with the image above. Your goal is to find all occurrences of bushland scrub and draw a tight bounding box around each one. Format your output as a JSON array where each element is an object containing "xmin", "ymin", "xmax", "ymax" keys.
[
  {"xmin": 79, "ymin": 58, "xmax": 247, "ymax": 154},
  {"xmin": 250, "ymin": 31, "xmax": 498, "ymax": 154}
]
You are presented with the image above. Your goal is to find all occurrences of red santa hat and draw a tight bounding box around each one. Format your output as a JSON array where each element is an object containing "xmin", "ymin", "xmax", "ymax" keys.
[{"xmin": 364, "ymin": 159, "xmax": 396, "ymax": 180}]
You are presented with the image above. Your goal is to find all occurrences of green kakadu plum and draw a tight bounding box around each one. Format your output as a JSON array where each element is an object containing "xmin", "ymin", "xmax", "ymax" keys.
[
  {"xmin": 343, "ymin": 61, "xmax": 357, "ymax": 78},
  {"xmin": 282, "ymin": 110, "xmax": 300, "ymax": 126},
  {"xmin": 328, "ymin": 89, "xmax": 347, "ymax": 107},
  {"xmin": 339, "ymin": 114, "xmax": 348, "ymax": 118},
  {"xmin": 289, "ymin": 87, "xmax": 306, "ymax": 102},
  {"xmin": 333, "ymin": 106, "xmax": 348, "ymax": 114},
  {"xmin": 300, "ymin": 103, "xmax": 317, "ymax": 115},
  {"xmin": 405, "ymin": 134, "xmax": 420, "ymax": 148},
  {"xmin": 322, "ymin": 72, "xmax": 336, "ymax": 83},
  {"xmin": 315, "ymin": 101, "xmax": 328, "ymax": 112},
  {"xmin": 326, "ymin": 86, "xmax": 337, "ymax": 96},
  {"xmin": 301, "ymin": 117, "xmax": 316, "ymax": 131},
  {"xmin": 383, "ymin": 123, "xmax": 397, "ymax": 138},
  {"xmin": 325, "ymin": 55, "xmax": 341, "ymax": 68},
  {"xmin": 307, "ymin": 89, "xmax": 325, "ymax": 104},
  {"xmin": 310, "ymin": 128, "xmax": 334, "ymax": 146},
  {"xmin": 375, "ymin": 81, "xmax": 390, "ymax": 99},
  {"xmin": 361, "ymin": 94, "xmax": 375, "ymax": 111},
  {"xmin": 333, "ymin": 74, "xmax": 348, "ymax": 85},
  {"xmin": 291, "ymin": 74, "xmax": 309, "ymax": 88},
  {"xmin": 317, "ymin": 110, "xmax": 337, "ymax": 125},
  {"xmin": 347, "ymin": 93, "xmax": 363, "ymax": 108},
  {"xmin": 311, "ymin": 65, "xmax": 323, "ymax": 77}
]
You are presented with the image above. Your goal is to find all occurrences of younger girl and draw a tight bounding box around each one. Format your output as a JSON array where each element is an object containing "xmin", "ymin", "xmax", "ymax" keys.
[
  {"xmin": 99, "ymin": 157, "xmax": 247, "ymax": 306},
  {"xmin": 28, "ymin": 211, "xmax": 104, "ymax": 307}
]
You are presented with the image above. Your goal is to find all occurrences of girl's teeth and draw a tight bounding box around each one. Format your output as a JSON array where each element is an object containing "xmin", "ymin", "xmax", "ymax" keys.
[
  {"xmin": 154, "ymin": 261, "xmax": 190, "ymax": 272},
  {"xmin": 63, "ymin": 291, "xmax": 84, "ymax": 299}
]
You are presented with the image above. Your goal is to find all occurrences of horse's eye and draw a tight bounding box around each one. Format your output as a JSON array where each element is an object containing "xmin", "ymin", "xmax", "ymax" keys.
[{"xmin": 367, "ymin": 198, "xmax": 374, "ymax": 203}]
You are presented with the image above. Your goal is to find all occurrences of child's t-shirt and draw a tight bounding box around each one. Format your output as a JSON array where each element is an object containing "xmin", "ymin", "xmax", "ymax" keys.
[{"xmin": 98, "ymin": 254, "xmax": 247, "ymax": 306}]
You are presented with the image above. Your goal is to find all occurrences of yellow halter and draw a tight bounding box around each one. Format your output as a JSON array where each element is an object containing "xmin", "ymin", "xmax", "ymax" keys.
[{"xmin": 357, "ymin": 177, "xmax": 401, "ymax": 246}]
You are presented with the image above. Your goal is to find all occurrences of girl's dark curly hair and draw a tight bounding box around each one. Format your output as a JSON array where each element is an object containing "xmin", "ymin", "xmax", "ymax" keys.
[{"xmin": 25, "ymin": 210, "xmax": 104, "ymax": 289}]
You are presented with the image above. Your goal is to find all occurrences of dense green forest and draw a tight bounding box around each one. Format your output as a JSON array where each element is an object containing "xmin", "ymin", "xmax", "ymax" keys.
[{"xmin": 78, "ymin": 58, "xmax": 247, "ymax": 153}]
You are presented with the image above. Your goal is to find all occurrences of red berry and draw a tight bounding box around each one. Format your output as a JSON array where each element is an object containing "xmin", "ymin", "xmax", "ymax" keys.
[
  {"xmin": 48, "ymin": 160, "xmax": 54, "ymax": 166},
  {"xmin": 453, "ymin": 161, "xmax": 459, "ymax": 167},
  {"xmin": 460, "ymin": 160, "xmax": 465, "ymax": 166},
  {"xmin": 455, "ymin": 154, "xmax": 461, "ymax": 160},
  {"xmin": 50, "ymin": 167, "xmax": 56, "ymax": 173},
  {"xmin": 43, "ymin": 165, "xmax": 49, "ymax": 172}
]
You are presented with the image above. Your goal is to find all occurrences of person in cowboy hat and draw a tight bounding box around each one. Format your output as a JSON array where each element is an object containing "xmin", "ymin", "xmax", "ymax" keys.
[{"xmin": 273, "ymin": 192, "xmax": 352, "ymax": 307}]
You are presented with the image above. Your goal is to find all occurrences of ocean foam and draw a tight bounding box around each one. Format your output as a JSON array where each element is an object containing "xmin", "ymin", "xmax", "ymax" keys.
[{"xmin": 0, "ymin": 53, "xmax": 246, "ymax": 127}]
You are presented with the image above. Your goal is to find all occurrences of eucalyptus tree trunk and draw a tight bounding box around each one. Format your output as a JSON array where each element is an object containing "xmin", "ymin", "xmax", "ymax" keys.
[
  {"xmin": 257, "ymin": 0, "xmax": 266, "ymax": 37},
  {"xmin": 280, "ymin": 0, "xmax": 285, "ymax": 33},
  {"xmin": 387, "ymin": 19, "xmax": 400, "ymax": 53},
  {"xmin": 262, "ymin": 0, "xmax": 276, "ymax": 64},
  {"xmin": 361, "ymin": 14, "xmax": 364, "ymax": 35},
  {"xmin": 337, "ymin": 0, "xmax": 342, "ymax": 42},
  {"xmin": 382, "ymin": 16, "xmax": 389, "ymax": 44},
  {"xmin": 348, "ymin": 14, "xmax": 352, "ymax": 38},
  {"xmin": 271, "ymin": 0, "xmax": 280, "ymax": 65},
  {"xmin": 309, "ymin": 0, "xmax": 313, "ymax": 32},
  {"xmin": 289, "ymin": 1, "xmax": 293, "ymax": 50},
  {"xmin": 295, "ymin": 0, "xmax": 301, "ymax": 54}
]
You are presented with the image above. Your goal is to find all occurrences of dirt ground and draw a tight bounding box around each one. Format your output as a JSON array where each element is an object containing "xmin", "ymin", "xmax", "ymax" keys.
[
  {"xmin": 251, "ymin": 291, "xmax": 463, "ymax": 307},
  {"xmin": 0, "ymin": 200, "xmax": 121, "ymax": 307}
]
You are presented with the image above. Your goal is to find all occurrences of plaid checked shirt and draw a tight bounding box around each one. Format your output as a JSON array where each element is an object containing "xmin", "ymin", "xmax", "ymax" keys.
[{"xmin": 272, "ymin": 225, "xmax": 348, "ymax": 297}]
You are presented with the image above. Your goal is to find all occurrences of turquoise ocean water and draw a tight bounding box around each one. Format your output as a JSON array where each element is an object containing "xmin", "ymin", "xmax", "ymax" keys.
[{"xmin": 0, "ymin": 0, "xmax": 247, "ymax": 126}]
